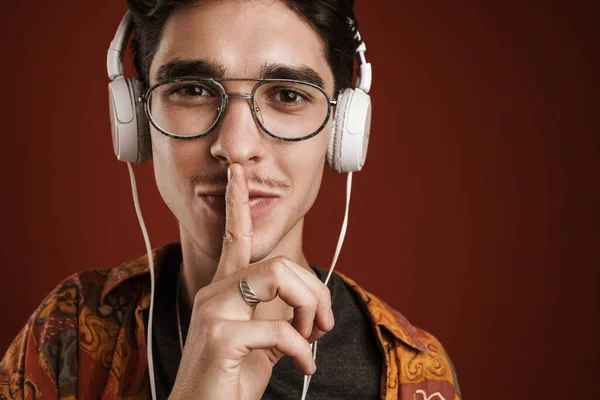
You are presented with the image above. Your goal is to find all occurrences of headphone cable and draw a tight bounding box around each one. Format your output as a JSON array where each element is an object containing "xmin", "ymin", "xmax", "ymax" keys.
[
  {"xmin": 126, "ymin": 163, "xmax": 158, "ymax": 400},
  {"xmin": 301, "ymin": 171, "xmax": 353, "ymax": 400}
]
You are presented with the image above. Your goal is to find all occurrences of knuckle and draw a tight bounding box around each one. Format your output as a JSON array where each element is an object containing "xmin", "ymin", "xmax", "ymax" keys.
[
  {"xmin": 199, "ymin": 320, "xmax": 232, "ymax": 359},
  {"xmin": 306, "ymin": 296, "xmax": 318, "ymax": 310},
  {"xmin": 272, "ymin": 255, "xmax": 290, "ymax": 264},
  {"xmin": 223, "ymin": 229, "xmax": 253, "ymax": 245},
  {"xmin": 225, "ymin": 195, "xmax": 236, "ymax": 208},
  {"xmin": 264, "ymin": 259, "xmax": 287, "ymax": 280},
  {"xmin": 222, "ymin": 228, "xmax": 237, "ymax": 244},
  {"xmin": 272, "ymin": 320, "xmax": 291, "ymax": 338},
  {"xmin": 193, "ymin": 290, "xmax": 208, "ymax": 310},
  {"xmin": 193, "ymin": 301, "xmax": 211, "ymax": 320},
  {"xmin": 192, "ymin": 284, "xmax": 219, "ymax": 312},
  {"xmin": 310, "ymin": 327, "xmax": 327, "ymax": 341},
  {"xmin": 319, "ymin": 285, "xmax": 332, "ymax": 306},
  {"xmin": 302, "ymin": 340, "xmax": 313, "ymax": 357},
  {"xmin": 192, "ymin": 293, "xmax": 220, "ymax": 322},
  {"xmin": 205, "ymin": 320, "xmax": 227, "ymax": 343},
  {"xmin": 226, "ymin": 195, "xmax": 249, "ymax": 207}
]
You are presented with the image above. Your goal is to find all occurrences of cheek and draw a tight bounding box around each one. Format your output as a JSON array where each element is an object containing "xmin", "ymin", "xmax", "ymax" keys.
[
  {"xmin": 283, "ymin": 126, "xmax": 330, "ymax": 203},
  {"xmin": 150, "ymin": 129, "xmax": 210, "ymax": 198}
]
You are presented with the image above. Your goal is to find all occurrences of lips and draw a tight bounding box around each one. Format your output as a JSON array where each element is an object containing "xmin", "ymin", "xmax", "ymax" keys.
[{"xmin": 199, "ymin": 192, "xmax": 279, "ymax": 218}]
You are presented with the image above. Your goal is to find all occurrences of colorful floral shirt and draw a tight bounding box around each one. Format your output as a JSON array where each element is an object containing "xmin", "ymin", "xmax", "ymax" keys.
[{"xmin": 0, "ymin": 243, "xmax": 461, "ymax": 399}]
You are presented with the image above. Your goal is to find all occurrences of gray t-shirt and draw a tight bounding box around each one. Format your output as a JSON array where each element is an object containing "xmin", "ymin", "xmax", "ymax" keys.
[{"xmin": 144, "ymin": 252, "xmax": 383, "ymax": 399}]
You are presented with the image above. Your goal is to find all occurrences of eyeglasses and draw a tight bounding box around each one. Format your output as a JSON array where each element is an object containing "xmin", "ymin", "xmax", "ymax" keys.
[{"xmin": 140, "ymin": 78, "xmax": 337, "ymax": 142}]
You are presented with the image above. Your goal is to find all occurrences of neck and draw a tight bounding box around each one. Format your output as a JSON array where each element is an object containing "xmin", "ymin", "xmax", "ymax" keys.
[{"xmin": 177, "ymin": 217, "xmax": 314, "ymax": 321}]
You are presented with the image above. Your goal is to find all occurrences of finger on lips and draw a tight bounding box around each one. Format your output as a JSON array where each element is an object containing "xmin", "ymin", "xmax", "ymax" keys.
[{"xmin": 213, "ymin": 163, "xmax": 253, "ymax": 283}]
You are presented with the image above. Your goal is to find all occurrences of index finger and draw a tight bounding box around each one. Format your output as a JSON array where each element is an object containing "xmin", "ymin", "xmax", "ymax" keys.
[{"xmin": 213, "ymin": 163, "xmax": 253, "ymax": 282}]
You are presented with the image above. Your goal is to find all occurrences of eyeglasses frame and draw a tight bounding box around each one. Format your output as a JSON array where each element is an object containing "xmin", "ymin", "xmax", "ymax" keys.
[{"xmin": 139, "ymin": 77, "xmax": 338, "ymax": 142}]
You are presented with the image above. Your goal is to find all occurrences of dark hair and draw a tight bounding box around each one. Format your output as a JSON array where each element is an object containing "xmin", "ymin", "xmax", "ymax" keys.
[{"xmin": 125, "ymin": 0, "xmax": 361, "ymax": 93}]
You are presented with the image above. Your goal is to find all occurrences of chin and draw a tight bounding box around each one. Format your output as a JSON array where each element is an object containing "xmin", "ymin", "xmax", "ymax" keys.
[
  {"xmin": 247, "ymin": 227, "xmax": 288, "ymax": 264},
  {"xmin": 249, "ymin": 239, "xmax": 279, "ymax": 264}
]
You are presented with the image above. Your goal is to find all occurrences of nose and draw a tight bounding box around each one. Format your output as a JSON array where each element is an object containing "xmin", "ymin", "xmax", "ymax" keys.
[{"xmin": 209, "ymin": 95, "xmax": 265, "ymax": 167}]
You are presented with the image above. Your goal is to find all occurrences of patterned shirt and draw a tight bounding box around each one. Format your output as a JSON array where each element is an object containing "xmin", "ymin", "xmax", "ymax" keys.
[{"xmin": 0, "ymin": 243, "xmax": 461, "ymax": 399}]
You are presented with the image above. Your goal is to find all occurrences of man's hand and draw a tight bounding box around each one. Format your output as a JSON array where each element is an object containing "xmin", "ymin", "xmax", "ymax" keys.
[{"xmin": 169, "ymin": 163, "xmax": 335, "ymax": 400}]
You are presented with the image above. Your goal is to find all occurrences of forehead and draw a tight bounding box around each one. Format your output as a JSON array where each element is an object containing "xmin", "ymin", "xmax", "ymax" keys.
[{"xmin": 149, "ymin": 0, "xmax": 334, "ymax": 91}]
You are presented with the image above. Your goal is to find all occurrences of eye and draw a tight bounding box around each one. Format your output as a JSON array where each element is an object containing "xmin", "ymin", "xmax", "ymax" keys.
[
  {"xmin": 278, "ymin": 89, "xmax": 302, "ymax": 103},
  {"xmin": 174, "ymin": 84, "xmax": 213, "ymax": 97},
  {"xmin": 268, "ymin": 88, "xmax": 312, "ymax": 106}
]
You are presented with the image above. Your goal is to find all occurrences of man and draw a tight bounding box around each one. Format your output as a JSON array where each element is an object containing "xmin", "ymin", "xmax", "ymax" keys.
[{"xmin": 0, "ymin": 0, "xmax": 460, "ymax": 399}]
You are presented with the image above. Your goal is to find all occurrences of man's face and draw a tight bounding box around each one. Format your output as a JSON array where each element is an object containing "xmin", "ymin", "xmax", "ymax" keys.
[{"xmin": 148, "ymin": 0, "xmax": 335, "ymax": 263}]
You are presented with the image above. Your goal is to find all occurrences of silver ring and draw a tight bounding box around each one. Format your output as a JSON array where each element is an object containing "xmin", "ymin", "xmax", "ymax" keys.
[{"xmin": 239, "ymin": 277, "xmax": 260, "ymax": 306}]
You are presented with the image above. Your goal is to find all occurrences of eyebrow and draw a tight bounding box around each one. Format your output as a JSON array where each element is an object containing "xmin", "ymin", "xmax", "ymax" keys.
[
  {"xmin": 155, "ymin": 59, "xmax": 325, "ymax": 88},
  {"xmin": 155, "ymin": 59, "xmax": 227, "ymax": 82},
  {"xmin": 260, "ymin": 63, "xmax": 324, "ymax": 88}
]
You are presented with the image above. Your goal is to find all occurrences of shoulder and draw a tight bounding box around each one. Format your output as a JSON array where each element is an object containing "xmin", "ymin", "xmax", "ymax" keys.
[
  {"xmin": 36, "ymin": 242, "xmax": 180, "ymax": 325},
  {"xmin": 0, "ymin": 268, "xmax": 116, "ymax": 398},
  {"xmin": 7, "ymin": 251, "xmax": 149, "ymax": 357},
  {"xmin": 34, "ymin": 250, "xmax": 151, "ymax": 330},
  {"xmin": 335, "ymin": 270, "xmax": 462, "ymax": 400},
  {"xmin": 28, "ymin": 242, "xmax": 180, "ymax": 344},
  {"xmin": 1, "ymin": 244, "xmax": 177, "ymax": 398}
]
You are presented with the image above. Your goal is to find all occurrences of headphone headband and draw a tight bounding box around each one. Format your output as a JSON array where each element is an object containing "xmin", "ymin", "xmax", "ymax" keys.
[
  {"xmin": 355, "ymin": 49, "xmax": 372, "ymax": 93},
  {"xmin": 107, "ymin": 12, "xmax": 133, "ymax": 80}
]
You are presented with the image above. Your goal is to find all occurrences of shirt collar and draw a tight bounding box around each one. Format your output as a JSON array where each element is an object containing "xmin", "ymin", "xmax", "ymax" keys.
[
  {"xmin": 100, "ymin": 243, "xmax": 177, "ymax": 304},
  {"xmin": 335, "ymin": 271, "xmax": 430, "ymax": 354},
  {"xmin": 101, "ymin": 243, "xmax": 429, "ymax": 353}
]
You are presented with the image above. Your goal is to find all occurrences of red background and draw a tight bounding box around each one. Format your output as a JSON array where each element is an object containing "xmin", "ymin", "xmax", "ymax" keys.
[{"xmin": 1, "ymin": 1, "xmax": 598, "ymax": 398}]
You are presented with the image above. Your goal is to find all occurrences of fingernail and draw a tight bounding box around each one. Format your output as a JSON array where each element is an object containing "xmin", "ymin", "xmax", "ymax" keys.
[
  {"xmin": 328, "ymin": 309, "xmax": 334, "ymax": 328},
  {"xmin": 311, "ymin": 360, "xmax": 317, "ymax": 374},
  {"xmin": 227, "ymin": 166, "xmax": 232, "ymax": 182}
]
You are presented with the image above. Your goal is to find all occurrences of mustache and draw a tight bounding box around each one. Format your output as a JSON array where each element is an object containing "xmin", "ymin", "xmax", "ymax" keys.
[{"xmin": 189, "ymin": 170, "xmax": 291, "ymax": 190}]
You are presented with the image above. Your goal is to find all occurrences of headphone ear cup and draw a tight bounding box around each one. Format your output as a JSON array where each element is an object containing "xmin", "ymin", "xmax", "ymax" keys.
[
  {"xmin": 130, "ymin": 78, "xmax": 152, "ymax": 163},
  {"xmin": 108, "ymin": 76, "xmax": 151, "ymax": 163},
  {"xmin": 327, "ymin": 88, "xmax": 372, "ymax": 173},
  {"xmin": 327, "ymin": 88, "xmax": 352, "ymax": 173}
]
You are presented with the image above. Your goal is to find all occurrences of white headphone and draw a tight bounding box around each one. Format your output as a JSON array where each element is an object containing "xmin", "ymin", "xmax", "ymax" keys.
[{"xmin": 107, "ymin": 11, "xmax": 372, "ymax": 173}]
